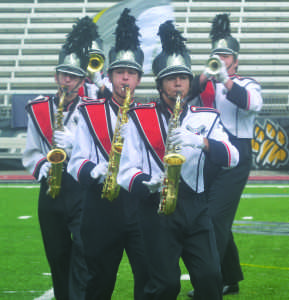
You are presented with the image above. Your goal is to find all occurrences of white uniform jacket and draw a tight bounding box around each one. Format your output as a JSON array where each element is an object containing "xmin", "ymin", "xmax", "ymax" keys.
[
  {"xmin": 117, "ymin": 100, "xmax": 239, "ymax": 197},
  {"xmin": 201, "ymin": 75, "xmax": 263, "ymax": 138},
  {"xmin": 67, "ymin": 97, "xmax": 135, "ymax": 186},
  {"xmin": 22, "ymin": 95, "xmax": 87, "ymax": 179}
]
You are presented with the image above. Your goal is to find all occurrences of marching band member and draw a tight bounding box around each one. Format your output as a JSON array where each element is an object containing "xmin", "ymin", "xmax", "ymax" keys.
[
  {"xmin": 117, "ymin": 20, "xmax": 239, "ymax": 300},
  {"xmin": 78, "ymin": 33, "xmax": 113, "ymax": 100},
  {"xmin": 188, "ymin": 14, "xmax": 263, "ymax": 297},
  {"xmin": 67, "ymin": 9, "xmax": 148, "ymax": 300},
  {"xmin": 22, "ymin": 17, "xmax": 98, "ymax": 300}
]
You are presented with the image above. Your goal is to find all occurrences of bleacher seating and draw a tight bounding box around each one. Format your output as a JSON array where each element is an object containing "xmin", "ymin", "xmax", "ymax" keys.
[{"xmin": 0, "ymin": 0, "xmax": 288, "ymax": 112}]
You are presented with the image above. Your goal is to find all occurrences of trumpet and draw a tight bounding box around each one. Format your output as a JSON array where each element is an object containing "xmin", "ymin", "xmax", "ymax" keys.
[
  {"xmin": 205, "ymin": 56, "xmax": 222, "ymax": 76},
  {"xmin": 87, "ymin": 53, "xmax": 104, "ymax": 75}
]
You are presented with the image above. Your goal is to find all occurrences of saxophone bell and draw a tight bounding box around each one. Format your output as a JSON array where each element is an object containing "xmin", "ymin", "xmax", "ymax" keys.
[{"xmin": 46, "ymin": 148, "xmax": 67, "ymax": 198}]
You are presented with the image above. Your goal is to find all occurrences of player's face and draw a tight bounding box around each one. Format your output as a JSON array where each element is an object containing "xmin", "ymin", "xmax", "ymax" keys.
[
  {"xmin": 55, "ymin": 72, "xmax": 84, "ymax": 102},
  {"xmin": 110, "ymin": 68, "xmax": 141, "ymax": 105},
  {"xmin": 217, "ymin": 54, "xmax": 238, "ymax": 75},
  {"xmin": 161, "ymin": 74, "xmax": 191, "ymax": 108}
]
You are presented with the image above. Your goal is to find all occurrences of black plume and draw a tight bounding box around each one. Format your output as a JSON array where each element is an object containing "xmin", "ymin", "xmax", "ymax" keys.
[
  {"xmin": 210, "ymin": 13, "xmax": 231, "ymax": 42},
  {"xmin": 158, "ymin": 20, "xmax": 186, "ymax": 55},
  {"xmin": 63, "ymin": 16, "xmax": 99, "ymax": 60},
  {"xmin": 115, "ymin": 8, "xmax": 140, "ymax": 52}
]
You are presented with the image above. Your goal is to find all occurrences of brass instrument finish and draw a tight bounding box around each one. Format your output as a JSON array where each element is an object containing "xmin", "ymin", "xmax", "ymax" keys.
[
  {"xmin": 46, "ymin": 88, "xmax": 67, "ymax": 198},
  {"xmin": 87, "ymin": 53, "xmax": 104, "ymax": 78},
  {"xmin": 158, "ymin": 92, "xmax": 186, "ymax": 215},
  {"xmin": 205, "ymin": 56, "xmax": 222, "ymax": 76},
  {"xmin": 101, "ymin": 86, "xmax": 131, "ymax": 201}
]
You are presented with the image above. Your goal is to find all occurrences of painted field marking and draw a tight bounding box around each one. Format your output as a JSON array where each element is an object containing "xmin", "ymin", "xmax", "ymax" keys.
[
  {"xmin": 241, "ymin": 263, "xmax": 289, "ymax": 271},
  {"xmin": 33, "ymin": 288, "xmax": 54, "ymax": 300}
]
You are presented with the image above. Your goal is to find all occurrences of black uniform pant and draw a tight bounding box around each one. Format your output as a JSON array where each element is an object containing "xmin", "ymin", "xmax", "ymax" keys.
[
  {"xmin": 81, "ymin": 184, "xmax": 148, "ymax": 300},
  {"xmin": 138, "ymin": 181, "xmax": 222, "ymax": 300},
  {"xmin": 38, "ymin": 173, "xmax": 87, "ymax": 300},
  {"xmin": 207, "ymin": 138, "xmax": 252, "ymax": 285}
]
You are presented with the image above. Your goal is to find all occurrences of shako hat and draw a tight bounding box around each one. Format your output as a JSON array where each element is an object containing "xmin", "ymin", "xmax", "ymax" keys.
[
  {"xmin": 108, "ymin": 8, "xmax": 144, "ymax": 73},
  {"xmin": 152, "ymin": 20, "xmax": 193, "ymax": 80},
  {"xmin": 56, "ymin": 16, "xmax": 99, "ymax": 77},
  {"xmin": 210, "ymin": 13, "xmax": 240, "ymax": 57}
]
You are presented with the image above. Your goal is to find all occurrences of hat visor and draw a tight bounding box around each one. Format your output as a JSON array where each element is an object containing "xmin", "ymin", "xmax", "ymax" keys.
[
  {"xmin": 211, "ymin": 48, "xmax": 236, "ymax": 56},
  {"xmin": 108, "ymin": 61, "xmax": 143, "ymax": 73},
  {"xmin": 56, "ymin": 65, "xmax": 86, "ymax": 77},
  {"xmin": 157, "ymin": 66, "xmax": 193, "ymax": 80}
]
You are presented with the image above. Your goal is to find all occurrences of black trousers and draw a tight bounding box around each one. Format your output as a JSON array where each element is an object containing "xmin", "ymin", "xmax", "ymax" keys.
[
  {"xmin": 206, "ymin": 138, "xmax": 252, "ymax": 285},
  {"xmin": 81, "ymin": 184, "xmax": 148, "ymax": 300},
  {"xmin": 38, "ymin": 172, "xmax": 88, "ymax": 300},
  {"xmin": 138, "ymin": 181, "xmax": 222, "ymax": 300}
]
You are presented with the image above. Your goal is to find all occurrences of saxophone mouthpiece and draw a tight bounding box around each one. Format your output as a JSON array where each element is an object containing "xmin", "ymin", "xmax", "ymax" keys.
[{"xmin": 122, "ymin": 85, "xmax": 129, "ymax": 92}]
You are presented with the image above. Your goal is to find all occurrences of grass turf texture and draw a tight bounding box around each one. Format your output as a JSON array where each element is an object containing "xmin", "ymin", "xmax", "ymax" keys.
[{"xmin": 0, "ymin": 183, "xmax": 288, "ymax": 299}]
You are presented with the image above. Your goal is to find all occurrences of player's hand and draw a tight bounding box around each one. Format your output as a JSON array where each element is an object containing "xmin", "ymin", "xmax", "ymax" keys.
[
  {"xmin": 38, "ymin": 162, "xmax": 51, "ymax": 181},
  {"xmin": 92, "ymin": 71, "xmax": 104, "ymax": 88},
  {"xmin": 170, "ymin": 127, "xmax": 205, "ymax": 149},
  {"xmin": 90, "ymin": 162, "xmax": 108, "ymax": 180},
  {"xmin": 54, "ymin": 127, "xmax": 73, "ymax": 151},
  {"xmin": 143, "ymin": 174, "xmax": 163, "ymax": 194}
]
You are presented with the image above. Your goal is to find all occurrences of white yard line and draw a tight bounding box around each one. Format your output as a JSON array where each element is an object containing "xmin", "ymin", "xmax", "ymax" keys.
[{"xmin": 34, "ymin": 288, "xmax": 54, "ymax": 300}]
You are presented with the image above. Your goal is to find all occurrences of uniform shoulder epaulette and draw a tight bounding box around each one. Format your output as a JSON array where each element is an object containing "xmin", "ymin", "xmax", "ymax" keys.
[
  {"xmin": 79, "ymin": 97, "xmax": 106, "ymax": 107},
  {"xmin": 27, "ymin": 95, "xmax": 50, "ymax": 107},
  {"xmin": 132, "ymin": 102, "xmax": 156, "ymax": 110},
  {"xmin": 190, "ymin": 106, "xmax": 220, "ymax": 115},
  {"xmin": 231, "ymin": 74, "xmax": 259, "ymax": 85},
  {"xmin": 81, "ymin": 96, "xmax": 99, "ymax": 103}
]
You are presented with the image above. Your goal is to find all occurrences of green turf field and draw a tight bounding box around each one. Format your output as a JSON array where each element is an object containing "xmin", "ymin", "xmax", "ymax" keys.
[{"xmin": 0, "ymin": 183, "xmax": 288, "ymax": 299}]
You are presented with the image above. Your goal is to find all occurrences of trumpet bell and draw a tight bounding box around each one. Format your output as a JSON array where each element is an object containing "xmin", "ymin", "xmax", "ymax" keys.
[
  {"xmin": 205, "ymin": 56, "xmax": 222, "ymax": 76},
  {"xmin": 87, "ymin": 53, "xmax": 104, "ymax": 75}
]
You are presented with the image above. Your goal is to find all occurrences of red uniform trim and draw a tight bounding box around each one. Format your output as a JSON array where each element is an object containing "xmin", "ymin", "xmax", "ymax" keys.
[
  {"xmin": 134, "ymin": 106, "xmax": 165, "ymax": 162},
  {"xmin": 30, "ymin": 97, "xmax": 53, "ymax": 145},
  {"xmin": 200, "ymin": 80, "xmax": 215, "ymax": 108},
  {"xmin": 84, "ymin": 102, "xmax": 111, "ymax": 156}
]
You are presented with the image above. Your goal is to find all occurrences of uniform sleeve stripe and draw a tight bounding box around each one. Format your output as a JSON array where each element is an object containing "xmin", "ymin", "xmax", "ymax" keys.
[
  {"xmin": 77, "ymin": 159, "xmax": 90, "ymax": 182},
  {"xmin": 33, "ymin": 157, "xmax": 47, "ymax": 179},
  {"xmin": 246, "ymin": 90, "xmax": 251, "ymax": 110},
  {"xmin": 222, "ymin": 142, "xmax": 231, "ymax": 167},
  {"xmin": 129, "ymin": 171, "xmax": 143, "ymax": 192}
]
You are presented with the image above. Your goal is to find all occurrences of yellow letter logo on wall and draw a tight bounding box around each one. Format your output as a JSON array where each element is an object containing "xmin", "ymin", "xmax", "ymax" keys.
[{"xmin": 252, "ymin": 120, "xmax": 289, "ymax": 168}]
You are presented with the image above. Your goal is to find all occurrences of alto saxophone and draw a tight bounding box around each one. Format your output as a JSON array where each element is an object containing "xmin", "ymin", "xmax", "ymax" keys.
[
  {"xmin": 46, "ymin": 87, "xmax": 67, "ymax": 198},
  {"xmin": 158, "ymin": 92, "xmax": 186, "ymax": 215},
  {"xmin": 101, "ymin": 86, "xmax": 131, "ymax": 201}
]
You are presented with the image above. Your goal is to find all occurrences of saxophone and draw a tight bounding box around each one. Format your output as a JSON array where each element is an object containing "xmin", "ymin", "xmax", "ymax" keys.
[
  {"xmin": 101, "ymin": 86, "xmax": 131, "ymax": 201},
  {"xmin": 158, "ymin": 92, "xmax": 186, "ymax": 215},
  {"xmin": 46, "ymin": 87, "xmax": 67, "ymax": 198}
]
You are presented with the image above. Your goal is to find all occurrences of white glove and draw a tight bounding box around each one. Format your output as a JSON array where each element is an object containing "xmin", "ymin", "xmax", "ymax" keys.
[
  {"xmin": 215, "ymin": 59, "xmax": 229, "ymax": 84},
  {"xmin": 169, "ymin": 127, "xmax": 205, "ymax": 149},
  {"xmin": 92, "ymin": 71, "xmax": 104, "ymax": 88},
  {"xmin": 54, "ymin": 127, "xmax": 73, "ymax": 151},
  {"xmin": 38, "ymin": 162, "xmax": 51, "ymax": 182},
  {"xmin": 90, "ymin": 162, "xmax": 108, "ymax": 180},
  {"xmin": 143, "ymin": 174, "xmax": 163, "ymax": 194},
  {"xmin": 120, "ymin": 123, "xmax": 128, "ymax": 138}
]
